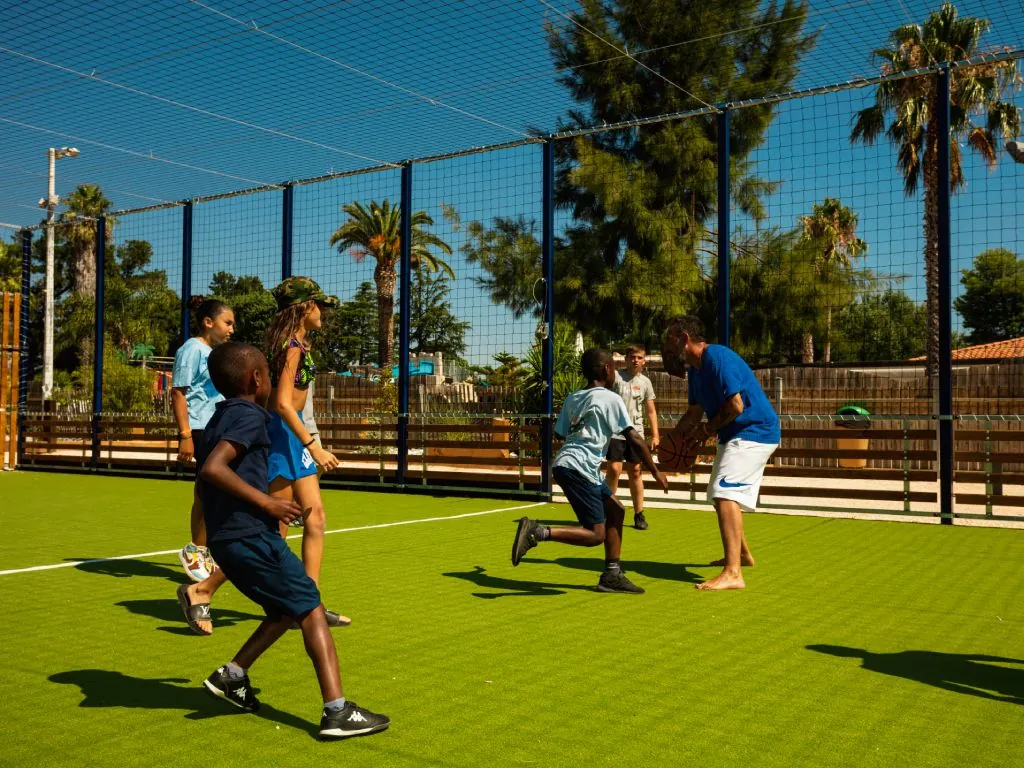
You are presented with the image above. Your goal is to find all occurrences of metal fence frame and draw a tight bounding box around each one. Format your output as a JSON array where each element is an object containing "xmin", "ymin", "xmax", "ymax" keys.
[{"xmin": 12, "ymin": 54, "xmax": 1024, "ymax": 518}]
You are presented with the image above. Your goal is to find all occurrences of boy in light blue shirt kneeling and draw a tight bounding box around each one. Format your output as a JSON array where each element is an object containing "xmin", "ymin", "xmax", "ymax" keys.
[{"xmin": 511, "ymin": 349, "xmax": 668, "ymax": 593}]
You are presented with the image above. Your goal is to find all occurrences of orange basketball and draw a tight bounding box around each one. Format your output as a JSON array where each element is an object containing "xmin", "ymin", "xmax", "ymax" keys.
[{"xmin": 657, "ymin": 429, "xmax": 699, "ymax": 473}]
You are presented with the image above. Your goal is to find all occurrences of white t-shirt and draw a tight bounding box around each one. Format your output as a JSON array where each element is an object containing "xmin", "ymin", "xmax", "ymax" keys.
[
  {"xmin": 611, "ymin": 370, "xmax": 655, "ymax": 439},
  {"xmin": 553, "ymin": 387, "xmax": 632, "ymax": 484}
]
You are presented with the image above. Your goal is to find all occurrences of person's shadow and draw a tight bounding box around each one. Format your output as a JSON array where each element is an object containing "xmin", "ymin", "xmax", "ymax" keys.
[
  {"xmin": 522, "ymin": 556, "xmax": 704, "ymax": 584},
  {"xmin": 70, "ymin": 557, "xmax": 185, "ymax": 583},
  {"xmin": 49, "ymin": 669, "xmax": 316, "ymax": 735},
  {"xmin": 441, "ymin": 565, "xmax": 595, "ymax": 599},
  {"xmin": 116, "ymin": 598, "xmax": 264, "ymax": 635},
  {"xmin": 807, "ymin": 645, "xmax": 1024, "ymax": 704}
]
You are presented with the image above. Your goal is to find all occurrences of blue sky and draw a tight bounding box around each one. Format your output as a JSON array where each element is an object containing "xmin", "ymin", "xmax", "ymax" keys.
[{"xmin": 1, "ymin": 0, "xmax": 1022, "ymax": 364}]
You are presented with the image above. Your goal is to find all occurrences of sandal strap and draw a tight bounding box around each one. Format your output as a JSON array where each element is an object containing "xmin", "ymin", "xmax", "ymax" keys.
[{"xmin": 188, "ymin": 603, "xmax": 211, "ymax": 621}]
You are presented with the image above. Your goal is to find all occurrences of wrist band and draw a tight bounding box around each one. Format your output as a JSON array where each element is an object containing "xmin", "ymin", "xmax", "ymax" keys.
[
  {"xmin": 302, "ymin": 437, "xmax": 316, "ymax": 448},
  {"xmin": 179, "ymin": 433, "xmax": 192, "ymax": 439}
]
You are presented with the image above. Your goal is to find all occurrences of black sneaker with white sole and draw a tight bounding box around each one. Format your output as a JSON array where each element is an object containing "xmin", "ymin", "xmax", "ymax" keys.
[
  {"xmin": 511, "ymin": 516, "xmax": 541, "ymax": 566},
  {"xmin": 596, "ymin": 570, "xmax": 645, "ymax": 594},
  {"xmin": 319, "ymin": 701, "xmax": 391, "ymax": 740},
  {"xmin": 203, "ymin": 667, "xmax": 260, "ymax": 712}
]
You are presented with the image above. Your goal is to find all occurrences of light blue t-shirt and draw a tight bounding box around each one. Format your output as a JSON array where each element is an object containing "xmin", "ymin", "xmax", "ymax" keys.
[
  {"xmin": 172, "ymin": 337, "xmax": 223, "ymax": 430},
  {"xmin": 687, "ymin": 344, "xmax": 780, "ymax": 445},
  {"xmin": 553, "ymin": 387, "xmax": 633, "ymax": 485}
]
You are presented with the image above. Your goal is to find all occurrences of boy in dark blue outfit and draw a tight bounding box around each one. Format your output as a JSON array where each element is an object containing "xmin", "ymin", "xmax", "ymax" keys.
[{"xmin": 181, "ymin": 342, "xmax": 389, "ymax": 740}]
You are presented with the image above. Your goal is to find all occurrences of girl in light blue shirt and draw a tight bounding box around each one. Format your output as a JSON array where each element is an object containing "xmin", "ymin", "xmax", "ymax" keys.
[{"xmin": 171, "ymin": 298, "xmax": 235, "ymax": 583}]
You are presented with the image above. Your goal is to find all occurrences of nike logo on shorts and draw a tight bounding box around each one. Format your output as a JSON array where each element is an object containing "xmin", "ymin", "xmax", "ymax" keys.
[{"xmin": 718, "ymin": 478, "xmax": 751, "ymax": 489}]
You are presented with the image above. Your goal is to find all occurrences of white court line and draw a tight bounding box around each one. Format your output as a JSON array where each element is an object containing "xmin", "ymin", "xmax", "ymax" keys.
[{"xmin": 0, "ymin": 501, "xmax": 547, "ymax": 577}]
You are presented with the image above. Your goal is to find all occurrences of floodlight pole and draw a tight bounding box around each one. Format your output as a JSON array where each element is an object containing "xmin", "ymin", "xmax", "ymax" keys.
[
  {"xmin": 42, "ymin": 146, "xmax": 78, "ymax": 401},
  {"xmin": 936, "ymin": 66, "xmax": 954, "ymax": 524},
  {"xmin": 42, "ymin": 148, "xmax": 57, "ymax": 401},
  {"xmin": 281, "ymin": 183, "xmax": 294, "ymax": 280}
]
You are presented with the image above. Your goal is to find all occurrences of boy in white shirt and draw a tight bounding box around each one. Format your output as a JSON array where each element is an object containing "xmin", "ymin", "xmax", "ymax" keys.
[
  {"xmin": 605, "ymin": 345, "xmax": 660, "ymax": 530},
  {"xmin": 511, "ymin": 349, "xmax": 668, "ymax": 593}
]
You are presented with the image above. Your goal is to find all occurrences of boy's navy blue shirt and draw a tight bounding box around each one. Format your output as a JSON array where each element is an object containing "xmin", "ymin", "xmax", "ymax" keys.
[
  {"xmin": 687, "ymin": 345, "xmax": 781, "ymax": 445},
  {"xmin": 196, "ymin": 398, "xmax": 277, "ymax": 542}
]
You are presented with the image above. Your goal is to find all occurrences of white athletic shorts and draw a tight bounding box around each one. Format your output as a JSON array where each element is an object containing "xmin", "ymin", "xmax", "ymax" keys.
[{"xmin": 707, "ymin": 438, "xmax": 779, "ymax": 512}]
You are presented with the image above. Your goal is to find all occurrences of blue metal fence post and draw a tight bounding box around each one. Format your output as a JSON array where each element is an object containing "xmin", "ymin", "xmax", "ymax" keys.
[
  {"xmin": 717, "ymin": 106, "xmax": 731, "ymax": 347},
  {"xmin": 91, "ymin": 218, "xmax": 106, "ymax": 470},
  {"xmin": 281, "ymin": 183, "xmax": 294, "ymax": 280},
  {"xmin": 541, "ymin": 140, "xmax": 555, "ymax": 496},
  {"xmin": 936, "ymin": 67, "xmax": 954, "ymax": 524},
  {"xmin": 397, "ymin": 162, "xmax": 413, "ymax": 485},
  {"xmin": 180, "ymin": 201, "xmax": 193, "ymax": 346},
  {"xmin": 17, "ymin": 230, "xmax": 31, "ymax": 465}
]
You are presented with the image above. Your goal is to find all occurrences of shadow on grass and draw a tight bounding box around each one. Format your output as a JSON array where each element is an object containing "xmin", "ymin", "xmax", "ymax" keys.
[
  {"xmin": 522, "ymin": 556, "xmax": 704, "ymax": 584},
  {"xmin": 807, "ymin": 645, "xmax": 1024, "ymax": 705},
  {"xmin": 69, "ymin": 557, "xmax": 185, "ymax": 583},
  {"xmin": 441, "ymin": 565, "xmax": 594, "ymax": 599},
  {"xmin": 116, "ymin": 598, "xmax": 264, "ymax": 635},
  {"xmin": 49, "ymin": 669, "xmax": 316, "ymax": 735}
]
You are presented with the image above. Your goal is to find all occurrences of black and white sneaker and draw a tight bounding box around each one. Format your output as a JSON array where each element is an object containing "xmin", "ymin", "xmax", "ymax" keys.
[
  {"xmin": 319, "ymin": 701, "xmax": 391, "ymax": 740},
  {"xmin": 511, "ymin": 517, "xmax": 541, "ymax": 566},
  {"xmin": 597, "ymin": 570, "xmax": 645, "ymax": 594},
  {"xmin": 634, "ymin": 511, "xmax": 649, "ymax": 530},
  {"xmin": 203, "ymin": 667, "xmax": 260, "ymax": 712}
]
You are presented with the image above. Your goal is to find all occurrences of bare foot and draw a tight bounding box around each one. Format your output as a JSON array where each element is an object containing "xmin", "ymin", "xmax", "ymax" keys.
[
  {"xmin": 186, "ymin": 583, "xmax": 214, "ymax": 634},
  {"xmin": 695, "ymin": 570, "xmax": 746, "ymax": 591},
  {"xmin": 709, "ymin": 555, "xmax": 755, "ymax": 567}
]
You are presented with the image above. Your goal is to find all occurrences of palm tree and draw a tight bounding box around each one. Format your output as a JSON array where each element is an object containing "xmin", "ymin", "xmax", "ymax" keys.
[
  {"xmin": 799, "ymin": 198, "xmax": 868, "ymax": 363},
  {"xmin": 850, "ymin": 2, "xmax": 1021, "ymax": 380},
  {"xmin": 58, "ymin": 183, "xmax": 114, "ymax": 300},
  {"xmin": 329, "ymin": 199, "xmax": 454, "ymax": 369}
]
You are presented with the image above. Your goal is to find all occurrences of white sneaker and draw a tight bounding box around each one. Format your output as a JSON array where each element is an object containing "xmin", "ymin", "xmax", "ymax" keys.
[
  {"xmin": 199, "ymin": 546, "xmax": 218, "ymax": 575},
  {"xmin": 179, "ymin": 543, "xmax": 210, "ymax": 582}
]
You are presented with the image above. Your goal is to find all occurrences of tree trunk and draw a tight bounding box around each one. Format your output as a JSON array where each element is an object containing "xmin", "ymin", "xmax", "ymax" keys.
[
  {"xmin": 823, "ymin": 304, "xmax": 832, "ymax": 364},
  {"xmin": 801, "ymin": 331, "xmax": 814, "ymax": 364},
  {"xmin": 375, "ymin": 262, "xmax": 397, "ymax": 370},
  {"xmin": 923, "ymin": 97, "xmax": 941, "ymax": 390},
  {"xmin": 74, "ymin": 243, "xmax": 96, "ymax": 298}
]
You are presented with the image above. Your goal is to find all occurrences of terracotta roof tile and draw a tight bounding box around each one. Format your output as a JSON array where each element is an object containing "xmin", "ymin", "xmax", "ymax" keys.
[{"xmin": 910, "ymin": 337, "xmax": 1024, "ymax": 361}]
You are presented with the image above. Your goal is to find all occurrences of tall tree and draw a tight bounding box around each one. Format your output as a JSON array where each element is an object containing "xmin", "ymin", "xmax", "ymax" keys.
[
  {"xmin": 205, "ymin": 272, "xmax": 277, "ymax": 348},
  {"xmin": 0, "ymin": 233, "xmax": 21, "ymax": 293},
  {"xmin": 850, "ymin": 2, "xmax": 1021, "ymax": 380},
  {"xmin": 58, "ymin": 184, "xmax": 113, "ymax": 299},
  {"xmin": 410, "ymin": 269, "xmax": 469, "ymax": 361},
  {"xmin": 833, "ymin": 290, "xmax": 928, "ymax": 362},
  {"xmin": 798, "ymin": 198, "xmax": 868, "ymax": 363},
  {"xmin": 318, "ymin": 281, "xmax": 380, "ymax": 369},
  {"xmin": 542, "ymin": 0, "xmax": 815, "ymax": 343},
  {"xmin": 329, "ymin": 199, "xmax": 453, "ymax": 368},
  {"xmin": 953, "ymin": 248, "xmax": 1024, "ymax": 343}
]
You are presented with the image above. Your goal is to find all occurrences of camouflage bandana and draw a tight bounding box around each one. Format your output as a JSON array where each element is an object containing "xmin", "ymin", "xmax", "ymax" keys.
[{"xmin": 272, "ymin": 276, "xmax": 340, "ymax": 311}]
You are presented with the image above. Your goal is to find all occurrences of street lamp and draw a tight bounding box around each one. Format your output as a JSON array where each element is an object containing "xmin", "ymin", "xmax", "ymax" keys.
[{"xmin": 39, "ymin": 146, "xmax": 79, "ymax": 401}]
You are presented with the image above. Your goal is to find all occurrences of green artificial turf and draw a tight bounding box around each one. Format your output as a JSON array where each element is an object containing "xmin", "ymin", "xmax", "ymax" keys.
[{"xmin": 1, "ymin": 471, "xmax": 1022, "ymax": 767}]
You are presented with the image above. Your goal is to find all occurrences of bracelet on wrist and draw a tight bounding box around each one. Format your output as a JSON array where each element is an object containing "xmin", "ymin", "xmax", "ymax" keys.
[
  {"xmin": 302, "ymin": 437, "xmax": 316, "ymax": 448},
  {"xmin": 179, "ymin": 433, "xmax": 192, "ymax": 440}
]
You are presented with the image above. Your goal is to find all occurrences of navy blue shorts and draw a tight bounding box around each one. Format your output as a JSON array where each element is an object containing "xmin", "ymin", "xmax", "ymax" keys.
[
  {"xmin": 268, "ymin": 411, "xmax": 318, "ymax": 483},
  {"xmin": 209, "ymin": 530, "xmax": 321, "ymax": 621},
  {"xmin": 552, "ymin": 465, "xmax": 612, "ymax": 527}
]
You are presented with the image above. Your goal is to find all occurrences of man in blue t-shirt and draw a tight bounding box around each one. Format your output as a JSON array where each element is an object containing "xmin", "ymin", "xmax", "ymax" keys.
[
  {"xmin": 174, "ymin": 342, "xmax": 389, "ymax": 740},
  {"xmin": 510, "ymin": 348, "xmax": 668, "ymax": 594},
  {"xmin": 662, "ymin": 316, "xmax": 780, "ymax": 591}
]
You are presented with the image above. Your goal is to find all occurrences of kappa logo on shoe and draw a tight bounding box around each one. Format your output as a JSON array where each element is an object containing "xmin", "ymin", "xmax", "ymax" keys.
[
  {"xmin": 235, "ymin": 686, "xmax": 248, "ymax": 698},
  {"xmin": 348, "ymin": 711, "xmax": 368, "ymax": 723}
]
